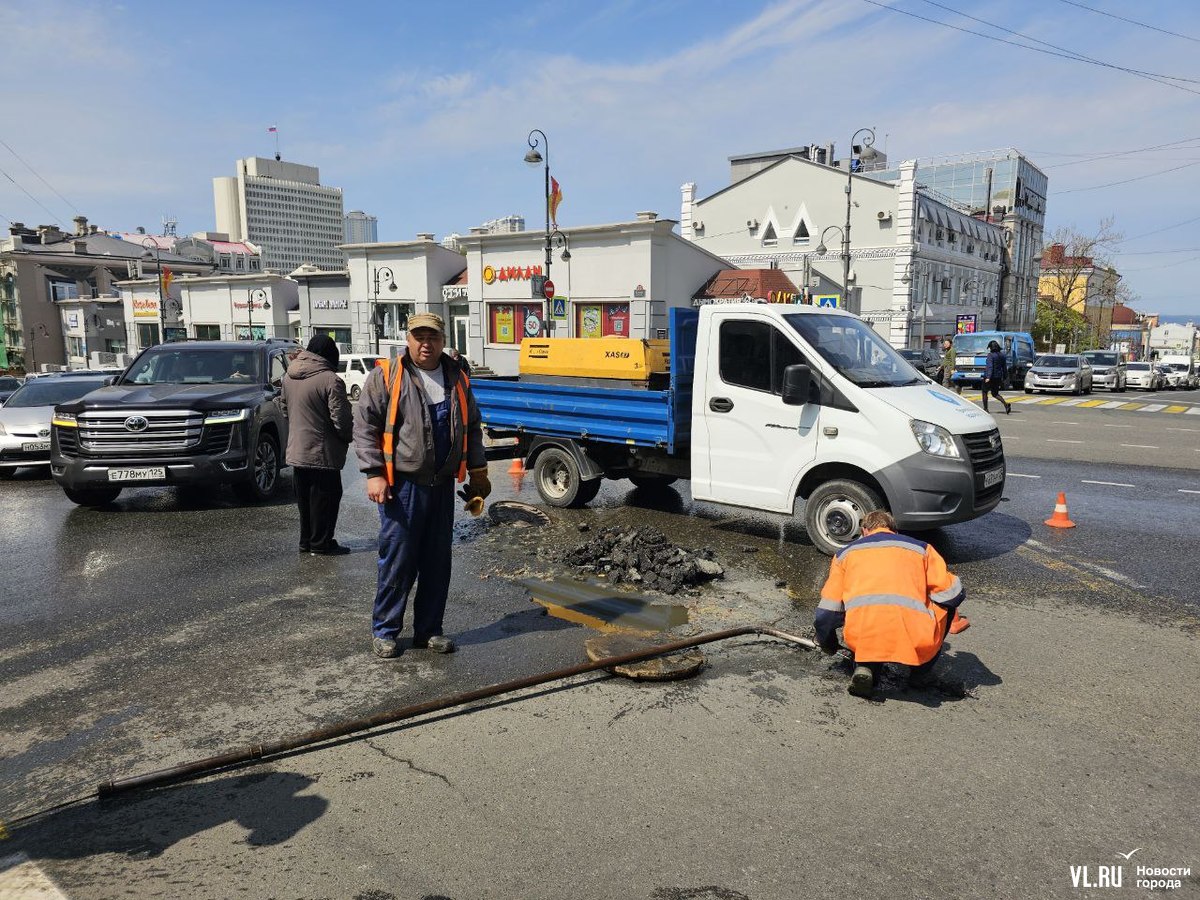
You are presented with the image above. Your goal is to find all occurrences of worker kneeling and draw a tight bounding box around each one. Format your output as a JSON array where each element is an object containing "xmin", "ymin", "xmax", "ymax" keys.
[{"xmin": 815, "ymin": 510, "xmax": 964, "ymax": 698}]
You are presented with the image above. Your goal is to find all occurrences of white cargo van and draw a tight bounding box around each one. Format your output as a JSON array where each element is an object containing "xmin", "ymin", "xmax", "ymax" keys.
[{"xmin": 336, "ymin": 354, "xmax": 385, "ymax": 400}]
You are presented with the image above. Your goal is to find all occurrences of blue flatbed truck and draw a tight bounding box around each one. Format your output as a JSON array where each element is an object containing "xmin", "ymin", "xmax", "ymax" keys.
[{"xmin": 473, "ymin": 304, "xmax": 1004, "ymax": 555}]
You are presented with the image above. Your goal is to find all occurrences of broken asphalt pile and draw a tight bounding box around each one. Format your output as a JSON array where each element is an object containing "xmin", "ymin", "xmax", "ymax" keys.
[{"xmin": 563, "ymin": 526, "xmax": 724, "ymax": 595}]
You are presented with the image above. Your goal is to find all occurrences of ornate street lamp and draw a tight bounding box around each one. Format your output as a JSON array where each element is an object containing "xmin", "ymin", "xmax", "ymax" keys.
[
  {"xmin": 815, "ymin": 226, "xmax": 849, "ymax": 305},
  {"xmin": 246, "ymin": 288, "xmax": 268, "ymax": 340},
  {"xmin": 902, "ymin": 260, "xmax": 933, "ymax": 347},
  {"xmin": 841, "ymin": 128, "xmax": 878, "ymax": 314},
  {"xmin": 140, "ymin": 237, "xmax": 164, "ymax": 337},
  {"xmin": 525, "ymin": 129, "xmax": 554, "ymax": 283},
  {"xmin": 371, "ymin": 265, "xmax": 396, "ymax": 355}
]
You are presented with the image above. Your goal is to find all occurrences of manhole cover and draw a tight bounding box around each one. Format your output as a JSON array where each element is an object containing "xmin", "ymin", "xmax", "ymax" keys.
[
  {"xmin": 488, "ymin": 501, "xmax": 551, "ymax": 526},
  {"xmin": 585, "ymin": 633, "xmax": 705, "ymax": 681}
]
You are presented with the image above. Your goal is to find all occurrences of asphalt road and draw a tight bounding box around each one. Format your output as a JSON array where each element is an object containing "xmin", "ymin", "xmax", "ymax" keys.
[{"xmin": 1, "ymin": 416, "xmax": 1197, "ymax": 898}]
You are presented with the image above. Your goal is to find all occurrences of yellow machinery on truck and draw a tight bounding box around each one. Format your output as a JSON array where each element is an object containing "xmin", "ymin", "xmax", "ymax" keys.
[{"xmin": 518, "ymin": 338, "xmax": 670, "ymax": 388}]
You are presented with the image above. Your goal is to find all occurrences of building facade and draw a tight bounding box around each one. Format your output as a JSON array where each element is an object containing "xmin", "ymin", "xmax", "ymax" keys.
[
  {"xmin": 1038, "ymin": 243, "xmax": 1122, "ymax": 340},
  {"xmin": 344, "ymin": 211, "xmax": 378, "ymax": 245},
  {"xmin": 290, "ymin": 265, "xmax": 353, "ymax": 349},
  {"xmin": 865, "ymin": 149, "xmax": 1048, "ymax": 333},
  {"xmin": 214, "ymin": 157, "xmax": 345, "ymax": 273},
  {"xmin": 1148, "ymin": 322, "xmax": 1198, "ymax": 359},
  {"xmin": 681, "ymin": 153, "xmax": 1004, "ymax": 349}
]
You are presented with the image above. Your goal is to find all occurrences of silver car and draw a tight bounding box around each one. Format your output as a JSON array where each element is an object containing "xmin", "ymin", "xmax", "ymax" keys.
[
  {"xmin": 1080, "ymin": 351, "xmax": 1127, "ymax": 392},
  {"xmin": 0, "ymin": 374, "xmax": 109, "ymax": 478},
  {"xmin": 1025, "ymin": 354, "xmax": 1093, "ymax": 395}
]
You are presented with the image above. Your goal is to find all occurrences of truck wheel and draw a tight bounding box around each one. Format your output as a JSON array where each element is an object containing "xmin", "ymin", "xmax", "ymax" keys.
[
  {"xmin": 63, "ymin": 486, "xmax": 122, "ymax": 507},
  {"xmin": 804, "ymin": 479, "xmax": 883, "ymax": 556},
  {"xmin": 350, "ymin": 384, "xmax": 361, "ymax": 401},
  {"xmin": 534, "ymin": 447, "xmax": 597, "ymax": 508},
  {"xmin": 233, "ymin": 432, "xmax": 280, "ymax": 502},
  {"xmin": 629, "ymin": 474, "xmax": 678, "ymax": 489}
]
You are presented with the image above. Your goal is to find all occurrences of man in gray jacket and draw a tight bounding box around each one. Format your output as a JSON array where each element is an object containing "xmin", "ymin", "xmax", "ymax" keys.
[
  {"xmin": 282, "ymin": 334, "xmax": 354, "ymax": 554},
  {"xmin": 353, "ymin": 313, "xmax": 489, "ymax": 658}
]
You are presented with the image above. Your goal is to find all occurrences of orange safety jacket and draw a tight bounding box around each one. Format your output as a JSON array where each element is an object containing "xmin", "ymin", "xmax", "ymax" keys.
[
  {"xmin": 814, "ymin": 529, "xmax": 964, "ymax": 665},
  {"xmin": 378, "ymin": 357, "xmax": 471, "ymax": 486}
]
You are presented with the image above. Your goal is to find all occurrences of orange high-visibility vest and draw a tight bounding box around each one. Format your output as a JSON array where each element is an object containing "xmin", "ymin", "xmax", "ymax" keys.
[{"xmin": 379, "ymin": 358, "xmax": 471, "ymax": 486}]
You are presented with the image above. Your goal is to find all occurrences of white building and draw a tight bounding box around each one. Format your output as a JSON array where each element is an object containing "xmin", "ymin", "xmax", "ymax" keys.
[
  {"xmin": 55, "ymin": 296, "xmax": 127, "ymax": 368},
  {"xmin": 344, "ymin": 211, "xmax": 378, "ymax": 244},
  {"xmin": 213, "ymin": 157, "xmax": 345, "ymax": 274},
  {"xmin": 681, "ymin": 152, "xmax": 1005, "ymax": 348},
  {"xmin": 1149, "ymin": 322, "xmax": 1198, "ymax": 357},
  {"xmin": 290, "ymin": 265, "xmax": 353, "ymax": 349}
]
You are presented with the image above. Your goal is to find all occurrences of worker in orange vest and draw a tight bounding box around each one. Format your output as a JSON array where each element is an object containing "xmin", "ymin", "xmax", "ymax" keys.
[
  {"xmin": 815, "ymin": 509, "xmax": 967, "ymax": 697},
  {"xmin": 354, "ymin": 313, "xmax": 489, "ymax": 659}
]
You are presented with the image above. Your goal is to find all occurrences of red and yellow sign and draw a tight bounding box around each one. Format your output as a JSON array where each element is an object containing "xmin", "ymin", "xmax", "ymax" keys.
[
  {"xmin": 132, "ymin": 297, "xmax": 160, "ymax": 319},
  {"xmin": 483, "ymin": 264, "xmax": 544, "ymax": 285},
  {"xmin": 767, "ymin": 290, "xmax": 797, "ymax": 303}
]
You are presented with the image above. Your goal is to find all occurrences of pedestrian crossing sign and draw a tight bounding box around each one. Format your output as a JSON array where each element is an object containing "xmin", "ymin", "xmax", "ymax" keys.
[
  {"xmin": 815, "ymin": 295, "xmax": 841, "ymax": 308},
  {"xmin": 551, "ymin": 296, "xmax": 568, "ymax": 320}
]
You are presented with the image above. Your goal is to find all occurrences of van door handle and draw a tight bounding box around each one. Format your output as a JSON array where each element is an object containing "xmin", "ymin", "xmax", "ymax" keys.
[{"xmin": 709, "ymin": 397, "xmax": 734, "ymax": 413}]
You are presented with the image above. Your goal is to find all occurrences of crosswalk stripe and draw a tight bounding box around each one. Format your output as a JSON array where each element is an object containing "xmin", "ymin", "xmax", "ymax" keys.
[
  {"xmin": 1097, "ymin": 400, "xmax": 1126, "ymax": 409},
  {"xmin": 1186, "ymin": 407, "xmax": 1200, "ymax": 415},
  {"xmin": 1037, "ymin": 397, "xmax": 1068, "ymax": 404},
  {"xmin": 1138, "ymin": 404, "xmax": 1167, "ymax": 412},
  {"xmin": 1165, "ymin": 405, "xmax": 1188, "ymax": 414},
  {"xmin": 1076, "ymin": 400, "xmax": 1107, "ymax": 408},
  {"xmin": 1057, "ymin": 398, "xmax": 1087, "ymax": 406}
]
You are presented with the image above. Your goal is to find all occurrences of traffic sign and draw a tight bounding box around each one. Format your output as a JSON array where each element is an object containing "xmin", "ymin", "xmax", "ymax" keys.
[
  {"xmin": 543, "ymin": 279, "xmax": 556, "ymax": 300},
  {"xmin": 550, "ymin": 297, "xmax": 567, "ymax": 320},
  {"xmin": 815, "ymin": 294, "xmax": 841, "ymax": 308}
]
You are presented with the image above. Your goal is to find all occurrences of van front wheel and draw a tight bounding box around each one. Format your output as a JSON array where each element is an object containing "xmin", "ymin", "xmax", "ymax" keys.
[{"xmin": 804, "ymin": 479, "xmax": 883, "ymax": 556}]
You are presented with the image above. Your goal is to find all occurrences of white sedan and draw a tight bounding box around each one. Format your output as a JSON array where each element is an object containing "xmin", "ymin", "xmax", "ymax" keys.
[
  {"xmin": 0, "ymin": 374, "xmax": 109, "ymax": 478},
  {"xmin": 1125, "ymin": 363, "xmax": 1161, "ymax": 390}
]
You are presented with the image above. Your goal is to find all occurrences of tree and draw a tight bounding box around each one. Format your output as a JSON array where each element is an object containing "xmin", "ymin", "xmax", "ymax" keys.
[
  {"xmin": 1038, "ymin": 218, "xmax": 1125, "ymax": 348},
  {"xmin": 1032, "ymin": 296, "xmax": 1090, "ymax": 352}
]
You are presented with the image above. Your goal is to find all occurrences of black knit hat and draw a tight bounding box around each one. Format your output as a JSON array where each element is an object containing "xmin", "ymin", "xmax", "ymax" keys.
[{"xmin": 307, "ymin": 333, "xmax": 340, "ymax": 368}]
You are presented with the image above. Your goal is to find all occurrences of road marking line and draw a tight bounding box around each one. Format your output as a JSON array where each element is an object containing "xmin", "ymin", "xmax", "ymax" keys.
[
  {"xmin": 1023, "ymin": 539, "xmax": 1147, "ymax": 589},
  {"xmin": 1077, "ymin": 399, "xmax": 1107, "ymax": 407},
  {"xmin": 0, "ymin": 854, "xmax": 70, "ymax": 899},
  {"xmin": 1165, "ymin": 405, "xmax": 1188, "ymax": 413},
  {"xmin": 1102, "ymin": 424, "xmax": 1133, "ymax": 428},
  {"xmin": 1098, "ymin": 400, "xmax": 1126, "ymax": 409},
  {"xmin": 1167, "ymin": 427, "xmax": 1200, "ymax": 432},
  {"xmin": 1051, "ymin": 420, "xmax": 1080, "ymax": 425},
  {"xmin": 1008, "ymin": 473, "xmax": 1040, "ymax": 478},
  {"xmin": 1047, "ymin": 439, "xmax": 1082, "ymax": 443},
  {"xmin": 1120, "ymin": 444, "xmax": 1159, "ymax": 449},
  {"xmin": 1187, "ymin": 407, "xmax": 1200, "ymax": 415},
  {"xmin": 1138, "ymin": 404, "xmax": 1166, "ymax": 412},
  {"xmin": 1180, "ymin": 490, "xmax": 1200, "ymax": 495},
  {"xmin": 1038, "ymin": 397, "xmax": 1069, "ymax": 404},
  {"xmin": 1057, "ymin": 398, "xmax": 1086, "ymax": 406},
  {"xmin": 1082, "ymin": 480, "xmax": 1135, "ymax": 487},
  {"xmin": 1117, "ymin": 403, "xmax": 1144, "ymax": 410}
]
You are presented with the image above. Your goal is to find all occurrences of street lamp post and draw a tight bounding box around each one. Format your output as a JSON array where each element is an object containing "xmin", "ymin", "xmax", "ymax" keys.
[
  {"xmin": 371, "ymin": 265, "xmax": 396, "ymax": 355},
  {"xmin": 901, "ymin": 261, "xmax": 932, "ymax": 347},
  {"xmin": 841, "ymin": 128, "xmax": 878, "ymax": 315},
  {"xmin": 815, "ymin": 226, "xmax": 847, "ymax": 306},
  {"xmin": 524, "ymin": 129, "xmax": 553, "ymax": 284},
  {"xmin": 28, "ymin": 322, "xmax": 49, "ymax": 374},
  {"xmin": 246, "ymin": 288, "xmax": 268, "ymax": 340},
  {"xmin": 140, "ymin": 238, "xmax": 164, "ymax": 343}
]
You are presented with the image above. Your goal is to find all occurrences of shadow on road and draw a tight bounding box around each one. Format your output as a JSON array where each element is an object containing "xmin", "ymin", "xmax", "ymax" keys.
[
  {"xmin": 454, "ymin": 606, "xmax": 577, "ymax": 648},
  {"xmin": 7, "ymin": 770, "xmax": 325, "ymax": 864},
  {"xmin": 912, "ymin": 511, "xmax": 1033, "ymax": 564}
]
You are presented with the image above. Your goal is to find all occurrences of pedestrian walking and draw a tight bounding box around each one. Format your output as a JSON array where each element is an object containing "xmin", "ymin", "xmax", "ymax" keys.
[
  {"xmin": 982, "ymin": 339, "xmax": 1012, "ymax": 414},
  {"xmin": 939, "ymin": 338, "xmax": 959, "ymax": 391},
  {"xmin": 282, "ymin": 334, "xmax": 353, "ymax": 555},
  {"xmin": 815, "ymin": 509, "xmax": 968, "ymax": 697},
  {"xmin": 353, "ymin": 313, "xmax": 489, "ymax": 659}
]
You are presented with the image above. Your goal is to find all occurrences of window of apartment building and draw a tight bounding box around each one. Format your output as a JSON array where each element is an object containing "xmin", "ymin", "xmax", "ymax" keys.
[
  {"xmin": 105, "ymin": 338, "xmax": 126, "ymax": 354},
  {"xmin": 48, "ymin": 279, "xmax": 79, "ymax": 301},
  {"xmin": 67, "ymin": 336, "xmax": 84, "ymax": 357},
  {"xmin": 235, "ymin": 255, "xmax": 245, "ymax": 270},
  {"xmin": 792, "ymin": 221, "xmax": 810, "ymax": 245},
  {"xmin": 137, "ymin": 323, "xmax": 161, "ymax": 348},
  {"xmin": 760, "ymin": 222, "xmax": 777, "ymax": 247},
  {"xmin": 194, "ymin": 324, "xmax": 221, "ymax": 340}
]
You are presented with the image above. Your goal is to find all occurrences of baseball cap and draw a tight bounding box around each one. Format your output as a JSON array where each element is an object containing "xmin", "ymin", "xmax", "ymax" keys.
[{"xmin": 407, "ymin": 312, "xmax": 445, "ymax": 334}]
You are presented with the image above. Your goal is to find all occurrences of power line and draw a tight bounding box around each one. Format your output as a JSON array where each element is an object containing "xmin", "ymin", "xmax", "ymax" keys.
[
  {"xmin": 1058, "ymin": 159, "xmax": 1200, "ymax": 194},
  {"xmin": 857, "ymin": 0, "xmax": 1200, "ymax": 97},
  {"xmin": 0, "ymin": 137, "xmax": 78, "ymax": 220},
  {"xmin": 1030, "ymin": 136, "xmax": 1200, "ymax": 158},
  {"xmin": 917, "ymin": 0, "xmax": 1200, "ymax": 85},
  {"xmin": 1114, "ymin": 247, "xmax": 1200, "ymax": 256},
  {"xmin": 0, "ymin": 165, "xmax": 64, "ymax": 226},
  {"xmin": 1055, "ymin": 0, "xmax": 1200, "ymax": 44},
  {"xmin": 1117, "ymin": 215, "xmax": 1200, "ymax": 244}
]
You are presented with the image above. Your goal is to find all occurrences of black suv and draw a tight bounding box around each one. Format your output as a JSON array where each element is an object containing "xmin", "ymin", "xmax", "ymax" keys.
[{"xmin": 51, "ymin": 340, "xmax": 296, "ymax": 506}]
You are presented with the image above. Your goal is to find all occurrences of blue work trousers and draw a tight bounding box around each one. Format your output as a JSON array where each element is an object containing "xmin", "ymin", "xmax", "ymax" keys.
[{"xmin": 372, "ymin": 478, "xmax": 455, "ymax": 640}]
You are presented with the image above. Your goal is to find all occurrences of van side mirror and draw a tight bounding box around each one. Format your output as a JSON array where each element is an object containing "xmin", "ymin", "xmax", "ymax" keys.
[
  {"xmin": 103, "ymin": 376, "xmax": 118, "ymax": 386},
  {"xmin": 781, "ymin": 364, "xmax": 812, "ymax": 406}
]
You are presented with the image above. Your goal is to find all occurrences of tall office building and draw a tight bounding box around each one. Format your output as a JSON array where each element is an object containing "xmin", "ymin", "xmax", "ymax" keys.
[
  {"xmin": 344, "ymin": 210, "xmax": 378, "ymax": 244},
  {"xmin": 213, "ymin": 157, "xmax": 345, "ymax": 272}
]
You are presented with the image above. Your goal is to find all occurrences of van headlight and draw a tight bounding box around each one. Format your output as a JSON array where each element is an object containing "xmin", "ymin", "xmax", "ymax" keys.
[
  {"xmin": 910, "ymin": 419, "xmax": 962, "ymax": 459},
  {"xmin": 205, "ymin": 408, "xmax": 250, "ymax": 424}
]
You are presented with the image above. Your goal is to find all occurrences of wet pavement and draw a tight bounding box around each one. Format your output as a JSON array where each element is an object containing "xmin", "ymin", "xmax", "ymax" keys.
[{"xmin": 1, "ymin": 443, "xmax": 1198, "ymax": 897}]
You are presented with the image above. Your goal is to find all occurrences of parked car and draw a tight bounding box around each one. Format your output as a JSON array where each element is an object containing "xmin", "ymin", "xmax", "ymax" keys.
[
  {"xmin": 0, "ymin": 375, "xmax": 23, "ymax": 405},
  {"xmin": 1080, "ymin": 350, "xmax": 1127, "ymax": 392},
  {"xmin": 898, "ymin": 348, "xmax": 941, "ymax": 379},
  {"xmin": 335, "ymin": 353, "xmax": 386, "ymax": 400},
  {"xmin": 1126, "ymin": 362, "xmax": 1162, "ymax": 390},
  {"xmin": 1156, "ymin": 364, "xmax": 1178, "ymax": 390},
  {"xmin": 1025, "ymin": 354, "xmax": 1093, "ymax": 395},
  {"xmin": 0, "ymin": 373, "xmax": 110, "ymax": 478},
  {"xmin": 50, "ymin": 340, "xmax": 294, "ymax": 506}
]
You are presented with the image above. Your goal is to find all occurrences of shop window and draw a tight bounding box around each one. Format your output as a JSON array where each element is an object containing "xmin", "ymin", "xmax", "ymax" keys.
[
  {"xmin": 377, "ymin": 303, "xmax": 414, "ymax": 341},
  {"xmin": 489, "ymin": 302, "xmax": 544, "ymax": 345},
  {"xmin": 576, "ymin": 303, "xmax": 631, "ymax": 339},
  {"xmin": 137, "ymin": 323, "xmax": 161, "ymax": 348},
  {"xmin": 194, "ymin": 324, "xmax": 221, "ymax": 340},
  {"xmin": 718, "ymin": 320, "xmax": 809, "ymax": 395}
]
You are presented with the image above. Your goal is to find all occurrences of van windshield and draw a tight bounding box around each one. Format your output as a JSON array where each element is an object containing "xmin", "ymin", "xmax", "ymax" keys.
[
  {"xmin": 784, "ymin": 314, "xmax": 924, "ymax": 387},
  {"xmin": 953, "ymin": 335, "xmax": 996, "ymax": 354}
]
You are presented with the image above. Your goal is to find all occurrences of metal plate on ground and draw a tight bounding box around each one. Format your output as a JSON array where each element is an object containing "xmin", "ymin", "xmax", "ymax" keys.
[{"xmin": 584, "ymin": 632, "xmax": 705, "ymax": 681}]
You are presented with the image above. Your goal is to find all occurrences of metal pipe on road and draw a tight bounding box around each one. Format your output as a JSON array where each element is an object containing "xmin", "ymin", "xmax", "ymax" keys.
[{"xmin": 96, "ymin": 626, "xmax": 816, "ymax": 799}]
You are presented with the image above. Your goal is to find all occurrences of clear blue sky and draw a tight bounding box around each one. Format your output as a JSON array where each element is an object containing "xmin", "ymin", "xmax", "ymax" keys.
[{"xmin": 2, "ymin": 0, "xmax": 1198, "ymax": 316}]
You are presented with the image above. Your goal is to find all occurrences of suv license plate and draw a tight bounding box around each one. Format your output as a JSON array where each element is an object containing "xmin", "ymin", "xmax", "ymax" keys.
[
  {"xmin": 108, "ymin": 467, "xmax": 166, "ymax": 482},
  {"xmin": 983, "ymin": 467, "xmax": 1004, "ymax": 488},
  {"xmin": 22, "ymin": 441, "xmax": 50, "ymax": 452}
]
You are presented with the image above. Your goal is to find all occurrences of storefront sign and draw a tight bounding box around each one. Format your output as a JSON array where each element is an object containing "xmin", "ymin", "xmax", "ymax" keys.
[
  {"xmin": 313, "ymin": 299, "xmax": 348, "ymax": 310},
  {"xmin": 442, "ymin": 285, "xmax": 469, "ymax": 301},
  {"xmin": 494, "ymin": 306, "xmax": 515, "ymax": 342},
  {"xmin": 232, "ymin": 299, "xmax": 269, "ymax": 310},
  {"xmin": 692, "ymin": 295, "xmax": 755, "ymax": 307},
  {"xmin": 483, "ymin": 264, "xmax": 543, "ymax": 285},
  {"xmin": 956, "ymin": 315, "xmax": 977, "ymax": 333},
  {"xmin": 767, "ymin": 290, "xmax": 797, "ymax": 303},
  {"xmin": 132, "ymin": 297, "xmax": 160, "ymax": 319}
]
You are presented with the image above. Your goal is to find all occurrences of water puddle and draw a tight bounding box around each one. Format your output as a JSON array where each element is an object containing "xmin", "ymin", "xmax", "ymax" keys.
[{"xmin": 522, "ymin": 577, "xmax": 689, "ymax": 633}]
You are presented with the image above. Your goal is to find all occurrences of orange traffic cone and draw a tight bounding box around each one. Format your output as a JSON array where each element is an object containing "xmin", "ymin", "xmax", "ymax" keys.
[
  {"xmin": 507, "ymin": 458, "xmax": 526, "ymax": 475},
  {"xmin": 949, "ymin": 611, "xmax": 971, "ymax": 634},
  {"xmin": 1044, "ymin": 492, "xmax": 1076, "ymax": 528}
]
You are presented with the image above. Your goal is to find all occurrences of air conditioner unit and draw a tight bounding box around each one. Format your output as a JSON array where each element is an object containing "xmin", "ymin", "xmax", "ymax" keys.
[
  {"xmin": 876, "ymin": 210, "xmax": 891, "ymax": 221},
  {"xmin": 692, "ymin": 220, "xmax": 704, "ymax": 232},
  {"xmin": 747, "ymin": 219, "xmax": 758, "ymax": 230}
]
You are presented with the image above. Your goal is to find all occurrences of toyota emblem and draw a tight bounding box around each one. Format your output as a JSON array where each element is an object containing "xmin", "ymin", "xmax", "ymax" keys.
[
  {"xmin": 124, "ymin": 415, "xmax": 150, "ymax": 432},
  {"xmin": 38, "ymin": 428, "xmax": 50, "ymax": 438}
]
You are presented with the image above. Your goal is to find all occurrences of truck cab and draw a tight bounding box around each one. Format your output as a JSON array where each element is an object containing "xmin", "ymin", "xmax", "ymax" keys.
[{"xmin": 950, "ymin": 331, "xmax": 1036, "ymax": 390}]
